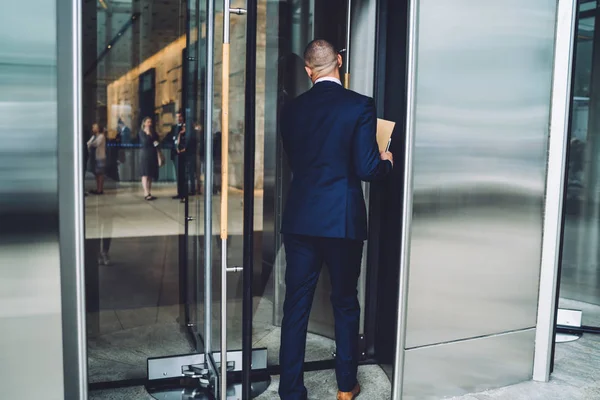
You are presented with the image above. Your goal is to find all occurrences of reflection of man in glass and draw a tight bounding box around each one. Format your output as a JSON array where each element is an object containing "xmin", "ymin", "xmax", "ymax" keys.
[
  {"xmin": 278, "ymin": 40, "xmax": 393, "ymax": 400},
  {"xmin": 117, "ymin": 119, "xmax": 131, "ymax": 145},
  {"xmin": 189, "ymin": 122, "xmax": 203, "ymax": 195},
  {"xmin": 166, "ymin": 110, "xmax": 186, "ymax": 199},
  {"xmin": 279, "ymin": 52, "xmax": 311, "ymax": 103},
  {"xmin": 179, "ymin": 121, "xmax": 198, "ymax": 196}
]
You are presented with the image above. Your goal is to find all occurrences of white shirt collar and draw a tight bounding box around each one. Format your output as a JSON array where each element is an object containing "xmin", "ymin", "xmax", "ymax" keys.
[{"xmin": 315, "ymin": 77, "xmax": 342, "ymax": 86}]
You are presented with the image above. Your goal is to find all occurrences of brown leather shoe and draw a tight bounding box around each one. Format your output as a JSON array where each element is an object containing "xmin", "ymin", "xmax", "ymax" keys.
[{"xmin": 337, "ymin": 383, "xmax": 360, "ymax": 400}]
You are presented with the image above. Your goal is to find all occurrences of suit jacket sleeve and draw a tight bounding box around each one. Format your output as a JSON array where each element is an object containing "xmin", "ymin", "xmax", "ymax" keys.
[{"xmin": 352, "ymin": 97, "xmax": 392, "ymax": 182}]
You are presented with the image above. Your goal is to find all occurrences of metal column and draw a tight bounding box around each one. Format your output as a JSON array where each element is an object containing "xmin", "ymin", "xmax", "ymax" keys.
[{"xmin": 204, "ymin": 0, "xmax": 215, "ymax": 365}]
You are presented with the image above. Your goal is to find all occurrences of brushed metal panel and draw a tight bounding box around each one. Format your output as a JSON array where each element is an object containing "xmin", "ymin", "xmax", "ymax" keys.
[
  {"xmin": 0, "ymin": 1, "xmax": 66, "ymax": 399},
  {"xmin": 402, "ymin": 329, "xmax": 536, "ymax": 400},
  {"xmin": 405, "ymin": 0, "xmax": 557, "ymax": 348}
]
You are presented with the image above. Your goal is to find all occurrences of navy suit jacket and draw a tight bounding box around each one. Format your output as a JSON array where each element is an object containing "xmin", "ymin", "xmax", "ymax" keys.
[{"xmin": 280, "ymin": 81, "xmax": 392, "ymax": 241}]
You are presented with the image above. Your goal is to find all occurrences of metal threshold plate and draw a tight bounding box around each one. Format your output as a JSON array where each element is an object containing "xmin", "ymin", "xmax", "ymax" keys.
[
  {"xmin": 555, "ymin": 333, "xmax": 580, "ymax": 343},
  {"xmin": 556, "ymin": 308, "xmax": 583, "ymax": 328},
  {"xmin": 148, "ymin": 348, "xmax": 268, "ymax": 381},
  {"xmin": 148, "ymin": 380, "xmax": 271, "ymax": 400}
]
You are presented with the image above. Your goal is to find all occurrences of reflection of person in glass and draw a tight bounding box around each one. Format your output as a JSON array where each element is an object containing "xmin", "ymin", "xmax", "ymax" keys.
[
  {"xmin": 166, "ymin": 110, "xmax": 187, "ymax": 199},
  {"xmin": 117, "ymin": 118, "xmax": 132, "ymax": 145},
  {"xmin": 87, "ymin": 123, "xmax": 106, "ymax": 195},
  {"xmin": 97, "ymin": 214, "xmax": 112, "ymax": 266},
  {"xmin": 194, "ymin": 122, "xmax": 204, "ymax": 195},
  {"xmin": 212, "ymin": 130, "xmax": 222, "ymax": 195},
  {"xmin": 174, "ymin": 120, "xmax": 189, "ymax": 202},
  {"xmin": 278, "ymin": 40, "xmax": 393, "ymax": 400},
  {"xmin": 184, "ymin": 122, "xmax": 199, "ymax": 196},
  {"xmin": 138, "ymin": 117, "xmax": 159, "ymax": 200}
]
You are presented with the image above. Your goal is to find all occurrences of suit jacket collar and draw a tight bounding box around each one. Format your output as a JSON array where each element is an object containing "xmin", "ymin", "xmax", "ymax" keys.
[{"xmin": 311, "ymin": 80, "xmax": 344, "ymax": 92}]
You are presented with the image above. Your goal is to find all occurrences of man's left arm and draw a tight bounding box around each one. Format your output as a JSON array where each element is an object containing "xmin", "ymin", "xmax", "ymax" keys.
[{"xmin": 352, "ymin": 98, "xmax": 393, "ymax": 182}]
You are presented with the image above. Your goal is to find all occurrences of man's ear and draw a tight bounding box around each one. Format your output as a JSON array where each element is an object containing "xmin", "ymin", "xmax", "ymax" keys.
[
  {"xmin": 337, "ymin": 53, "xmax": 343, "ymax": 69},
  {"xmin": 304, "ymin": 66, "xmax": 312, "ymax": 79}
]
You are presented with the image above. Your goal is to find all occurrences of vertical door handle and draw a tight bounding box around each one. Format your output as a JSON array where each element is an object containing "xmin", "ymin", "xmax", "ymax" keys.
[{"xmin": 220, "ymin": 2, "xmax": 247, "ymax": 398}]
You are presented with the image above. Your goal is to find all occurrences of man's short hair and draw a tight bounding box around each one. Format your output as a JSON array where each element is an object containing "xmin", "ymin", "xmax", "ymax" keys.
[{"xmin": 303, "ymin": 39, "xmax": 338, "ymax": 74}]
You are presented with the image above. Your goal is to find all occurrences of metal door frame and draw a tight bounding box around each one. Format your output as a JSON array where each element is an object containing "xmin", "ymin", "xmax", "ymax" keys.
[{"xmin": 532, "ymin": 0, "xmax": 578, "ymax": 383}]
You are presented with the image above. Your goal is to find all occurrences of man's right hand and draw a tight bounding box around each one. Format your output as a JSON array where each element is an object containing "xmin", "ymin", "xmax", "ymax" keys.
[{"xmin": 380, "ymin": 151, "xmax": 394, "ymax": 167}]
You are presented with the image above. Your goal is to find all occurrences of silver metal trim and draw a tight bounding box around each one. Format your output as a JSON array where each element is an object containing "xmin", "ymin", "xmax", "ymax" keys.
[
  {"xmin": 207, "ymin": 353, "xmax": 220, "ymax": 398},
  {"xmin": 533, "ymin": 0, "xmax": 577, "ymax": 383},
  {"xmin": 391, "ymin": 0, "xmax": 419, "ymax": 398},
  {"xmin": 205, "ymin": 0, "xmax": 216, "ymax": 356},
  {"xmin": 224, "ymin": 0, "xmax": 231, "ymax": 44},
  {"xmin": 57, "ymin": 0, "xmax": 87, "ymax": 398},
  {"xmin": 345, "ymin": 0, "xmax": 352, "ymax": 76},
  {"xmin": 221, "ymin": 237, "xmax": 228, "ymax": 398},
  {"xmin": 556, "ymin": 308, "xmax": 582, "ymax": 328}
]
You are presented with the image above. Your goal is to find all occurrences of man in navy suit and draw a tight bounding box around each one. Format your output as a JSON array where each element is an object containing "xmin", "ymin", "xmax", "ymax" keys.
[{"xmin": 279, "ymin": 39, "xmax": 394, "ymax": 400}]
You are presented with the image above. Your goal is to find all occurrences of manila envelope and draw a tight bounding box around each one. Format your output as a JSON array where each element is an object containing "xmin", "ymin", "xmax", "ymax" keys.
[{"xmin": 376, "ymin": 118, "xmax": 396, "ymax": 152}]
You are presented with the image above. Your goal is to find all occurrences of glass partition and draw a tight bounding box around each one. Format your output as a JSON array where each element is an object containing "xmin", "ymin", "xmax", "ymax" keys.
[
  {"xmin": 558, "ymin": 1, "xmax": 600, "ymax": 328},
  {"xmin": 83, "ymin": 0, "xmax": 193, "ymax": 387},
  {"xmin": 84, "ymin": 0, "xmax": 396, "ymax": 398}
]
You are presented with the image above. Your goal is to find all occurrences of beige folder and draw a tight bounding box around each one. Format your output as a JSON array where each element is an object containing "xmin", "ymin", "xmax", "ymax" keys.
[{"xmin": 377, "ymin": 118, "xmax": 396, "ymax": 152}]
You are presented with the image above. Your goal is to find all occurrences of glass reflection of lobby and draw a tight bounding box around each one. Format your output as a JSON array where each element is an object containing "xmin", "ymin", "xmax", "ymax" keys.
[
  {"xmin": 84, "ymin": 1, "xmax": 392, "ymax": 398},
  {"xmin": 558, "ymin": 1, "xmax": 600, "ymax": 330}
]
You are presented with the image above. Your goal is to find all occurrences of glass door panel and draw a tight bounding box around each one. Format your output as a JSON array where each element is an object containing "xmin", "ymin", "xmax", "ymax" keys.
[
  {"xmin": 255, "ymin": 0, "xmax": 351, "ymax": 365},
  {"xmin": 143, "ymin": 0, "xmax": 374, "ymax": 398},
  {"xmin": 184, "ymin": 0, "xmax": 208, "ymax": 354},
  {"xmin": 558, "ymin": 2, "xmax": 600, "ymax": 327},
  {"xmin": 197, "ymin": 0, "xmax": 357, "ymax": 396},
  {"xmin": 555, "ymin": 0, "xmax": 600, "ymax": 367},
  {"xmin": 82, "ymin": 0, "xmax": 194, "ymax": 391}
]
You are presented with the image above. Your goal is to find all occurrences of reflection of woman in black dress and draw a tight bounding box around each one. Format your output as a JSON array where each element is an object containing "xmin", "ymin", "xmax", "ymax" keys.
[{"xmin": 138, "ymin": 117, "xmax": 159, "ymax": 200}]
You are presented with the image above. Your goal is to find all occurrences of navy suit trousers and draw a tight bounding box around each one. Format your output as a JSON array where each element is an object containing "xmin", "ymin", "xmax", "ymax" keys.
[{"xmin": 279, "ymin": 234, "xmax": 363, "ymax": 400}]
